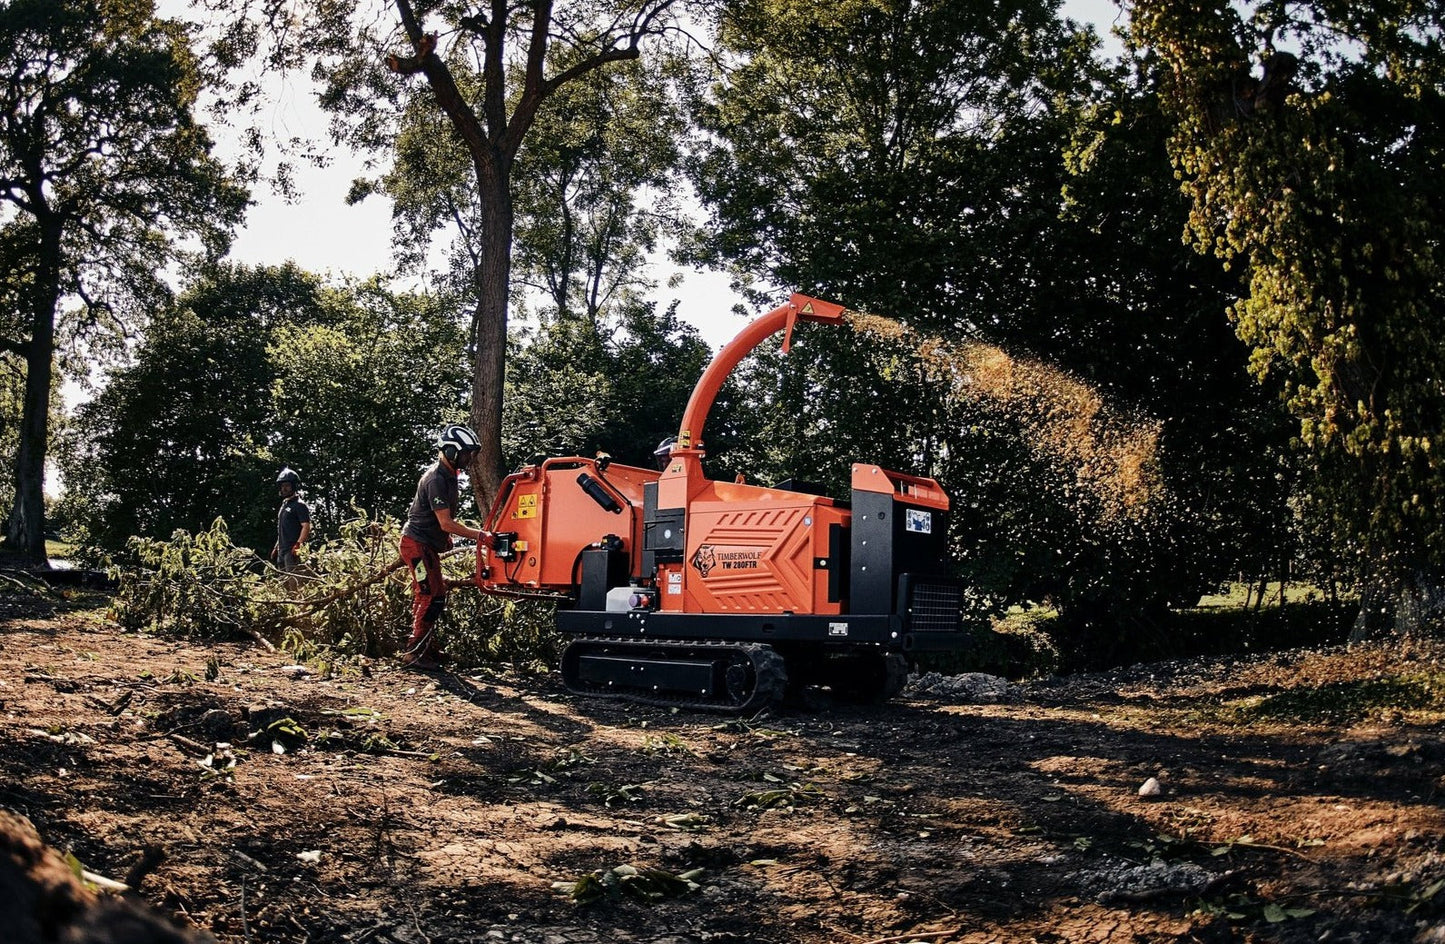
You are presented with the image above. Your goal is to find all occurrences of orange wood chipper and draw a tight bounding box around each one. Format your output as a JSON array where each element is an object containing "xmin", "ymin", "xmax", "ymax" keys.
[{"xmin": 471, "ymin": 294, "xmax": 969, "ymax": 711}]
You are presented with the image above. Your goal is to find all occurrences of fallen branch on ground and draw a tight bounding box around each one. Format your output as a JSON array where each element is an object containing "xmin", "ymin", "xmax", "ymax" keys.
[
  {"xmin": 0, "ymin": 570, "xmax": 62, "ymax": 598},
  {"xmin": 273, "ymin": 547, "xmax": 473, "ymax": 627},
  {"xmin": 860, "ymin": 930, "xmax": 962, "ymax": 944}
]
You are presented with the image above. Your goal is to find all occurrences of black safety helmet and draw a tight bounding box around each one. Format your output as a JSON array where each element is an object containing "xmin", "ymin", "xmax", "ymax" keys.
[
  {"xmin": 276, "ymin": 467, "xmax": 301, "ymax": 491},
  {"xmin": 436, "ymin": 423, "xmax": 481, "ymax": 467}
]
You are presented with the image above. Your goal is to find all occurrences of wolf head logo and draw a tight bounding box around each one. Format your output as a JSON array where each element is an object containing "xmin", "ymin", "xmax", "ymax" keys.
[{"xmin": 690, "ymin": 544, "xmax": 717, "ymax": 578}]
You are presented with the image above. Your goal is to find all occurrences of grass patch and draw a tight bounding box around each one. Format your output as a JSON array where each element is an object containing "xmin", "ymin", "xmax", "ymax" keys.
[
  {"xmin": 45, "ymin": 539, "xmax": 78, "ymax": 560},
  {"xmin": 1195, "ymin": 581, "xmax": 1348, "ymax": 609},
  {"xmin": 1228, "ymin": 675, "xmax": 1445, "ymax": 725}
]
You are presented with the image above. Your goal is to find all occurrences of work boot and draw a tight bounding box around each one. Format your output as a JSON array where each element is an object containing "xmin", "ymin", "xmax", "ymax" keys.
[{"xmin": 400, "ymin": 651, "xmax": 443, "ymax": 671}]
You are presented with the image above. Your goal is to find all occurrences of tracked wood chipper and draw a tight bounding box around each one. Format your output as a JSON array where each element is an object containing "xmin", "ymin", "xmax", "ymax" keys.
[{"xmin": 471, "ymin": 294, "xmax": 969, "ymax": 711}]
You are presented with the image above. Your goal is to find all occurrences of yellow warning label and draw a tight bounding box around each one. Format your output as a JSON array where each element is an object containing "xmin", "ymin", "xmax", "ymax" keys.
[
  {"xmin": 800, "ymin": 302, "xmax": 814, "ymax": 315},
  {"xmin": 513, "ymin": 493, "xmax": 538, "ymax": 519}
]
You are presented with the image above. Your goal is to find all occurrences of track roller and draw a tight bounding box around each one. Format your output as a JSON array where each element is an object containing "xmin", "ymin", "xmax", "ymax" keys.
[{"xmin": 560, "ymin": 638, "xmax": 788, "ymax": 713}]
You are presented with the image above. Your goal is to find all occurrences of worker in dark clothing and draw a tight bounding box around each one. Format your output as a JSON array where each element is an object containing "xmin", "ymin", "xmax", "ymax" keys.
[
  {"xmin": 399, "ymin": 424, "xmax": 486, "ymax": 669},
  {"xmin": 271, "ymin": 467, "xmax": 312, "ymax": 573},
  {"xmin": 653, "ymin": 436, "xmax": 676, "ymax": 472}
]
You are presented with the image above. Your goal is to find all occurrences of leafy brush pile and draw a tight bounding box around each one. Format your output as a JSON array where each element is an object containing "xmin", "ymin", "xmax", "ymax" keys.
[
  {"xmin": 111, "ymin": 516, "xmax": 561, "ymax": 670},
  {"xmin": 113, "ymin": 518, "xmax": 290, "ymax": 642}
]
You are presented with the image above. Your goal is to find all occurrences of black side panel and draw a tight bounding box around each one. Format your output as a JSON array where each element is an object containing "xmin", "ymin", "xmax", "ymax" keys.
[
  {"xmin": 645, "ymin": 509, "xmax": 685, "ymax": 562},
  {"xmin": 827, "ymin": 522, "xmax": 848, "ymax": 604},
  {"xmin": 850, "ymin": 489, "xmax": 950, "ymax": 615},
  {"xmin": 642, "ymin": 481, "xmax": 686, "ymax": 570},
  {"xmin": 578, "ymin": 546, "xmax": 630, "ymax": 609},
  {"xmin": 851, "ymin": 491, "xmax": 894, "ymax": 614}
]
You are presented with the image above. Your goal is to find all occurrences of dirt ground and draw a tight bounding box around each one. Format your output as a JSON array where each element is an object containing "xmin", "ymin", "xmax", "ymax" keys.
[{"xmin": 2, "ymin": 593, "xmax": 1443, "ymax": 944}]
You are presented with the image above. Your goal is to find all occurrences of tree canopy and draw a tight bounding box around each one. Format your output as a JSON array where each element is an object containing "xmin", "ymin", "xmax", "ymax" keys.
[
  {"xmin": 678, "ymin": 0, "xmax": 1300, "ymax": 642},
  {"xmin": 202, "ymin": 0, "xmax": 687, "ymax": 510},
  {"xmin": 0, "ymin": 0, "xmax": 246, "ymax": 562},
  {"xmin": 64, "ymin": 264, "xmax": 468, "ymax": 553},
  {"xmin": 1131, "ymin": 0, "xmax": 1445, "ymax": 583}
]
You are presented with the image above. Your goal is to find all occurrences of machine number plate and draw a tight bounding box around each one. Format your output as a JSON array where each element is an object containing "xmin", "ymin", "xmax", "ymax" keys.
[
  {"xmin": 828, "ymin": 622, "xmax": 849, "ymax": 637},
  {"xmin": 905, "ymin": 509, "xmax": 932, "ymax": 534}
]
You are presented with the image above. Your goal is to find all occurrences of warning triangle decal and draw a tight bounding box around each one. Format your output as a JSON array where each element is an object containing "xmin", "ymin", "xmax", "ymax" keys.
[{"xmin": 800, "ymin": 302, "xmax": 814, "ymax": 315}]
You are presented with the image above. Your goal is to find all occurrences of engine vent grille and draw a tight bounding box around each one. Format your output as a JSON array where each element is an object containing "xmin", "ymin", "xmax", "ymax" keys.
[{"xmin": 906, "ymin": 579, "xmax": 962, "ymax": 633}]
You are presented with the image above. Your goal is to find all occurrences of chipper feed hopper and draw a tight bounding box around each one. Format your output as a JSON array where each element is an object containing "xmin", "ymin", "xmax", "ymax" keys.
[{"xmin": 472, "ymin": 294, "xmax": 969, "ymax": 711}]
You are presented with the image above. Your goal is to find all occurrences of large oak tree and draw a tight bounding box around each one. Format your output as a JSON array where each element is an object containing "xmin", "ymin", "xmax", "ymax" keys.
[{"xmin": 0, "ymin": 0, "xmax": 245, "ymax": 563}]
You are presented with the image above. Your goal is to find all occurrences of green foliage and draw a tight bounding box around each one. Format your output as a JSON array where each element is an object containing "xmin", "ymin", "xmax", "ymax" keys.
[
  {"xmin": 687, "ymin": 0, "xmax": 1100, "ymax": 322},
  {"xmin": 684, "ymin": 0, "xmax": 1306, "ymax": 642},
  {"xmin": 504, "ymin": 300, "xmax": 711, "ymax": 469},
  {"xmin": 735, "ymin": 780, "xmax": 824, "ymax": 811},
  {"xmin": 510, "ymin": 57, "xmax": 688, "ymax": 324},
  {"xmin": 440, "ymin": 591, "xmax": 562, "ymax": 673},
  {"xmin": 64, "ymin": 264, "xmax": 468, "ymax": 554},
  {"xmin": 110, "ymin": 513, "xmax": 562, "ymax": 669},
  {"xmin": 113, "ymin": 518, "xmax": 283, "ymax": 639},
  {"xmin": 215, "ymin": 0, "xmax": 687, "ymax": 503},
  {"xmin": 66, "ymin": 264, "xmax": 310, "ymax": 552},
  {"xmin": 1130, "ymin": 1, "xmax": 1445, "ymax": 577},
  {"xmin": 269, "ymin": 279, "xmax": 471, "ymax": 535},
  {"xmin": 551, "ymin": 864, "xmax": 704, "ymax": 905},
  {"xmin": 0, "ymin": 0, "xmax": 246, "ymax": 559}
]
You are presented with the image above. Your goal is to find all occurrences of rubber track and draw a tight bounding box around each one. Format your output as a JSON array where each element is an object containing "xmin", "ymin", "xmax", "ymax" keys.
[{"xmin": 560, "ymin": 637, "xmax": 788, "ymax": 714}]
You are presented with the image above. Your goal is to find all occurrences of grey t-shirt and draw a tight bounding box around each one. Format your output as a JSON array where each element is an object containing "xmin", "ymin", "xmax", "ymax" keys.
[
  {"xmin": 277, "ymin": 496, "xmax": 311, "ymax": 549},
  {"xmin": 403, "ymin": 462, "xmax": 459, "ymax": 550}
]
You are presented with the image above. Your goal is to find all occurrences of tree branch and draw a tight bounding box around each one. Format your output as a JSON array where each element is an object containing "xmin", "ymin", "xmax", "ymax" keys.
[{"xmin": 391, "ymin": 0, "xmax": 491, "ymax": 160}]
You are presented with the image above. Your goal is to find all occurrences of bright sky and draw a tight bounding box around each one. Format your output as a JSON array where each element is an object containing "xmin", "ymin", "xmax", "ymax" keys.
[{"xmin": 221, "ymin": 0, "xmax": 1122, "ymax": 352}]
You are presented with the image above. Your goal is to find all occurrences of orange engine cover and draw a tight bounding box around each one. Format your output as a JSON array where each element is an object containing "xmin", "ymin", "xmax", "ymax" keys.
[{"xmin": 668, "ymin": 482, "xmax": 847, "ymax": 617}]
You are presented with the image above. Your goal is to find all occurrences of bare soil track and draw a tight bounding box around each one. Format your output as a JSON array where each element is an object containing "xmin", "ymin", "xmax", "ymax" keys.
[{"xmin": 2, "ymin": 594, "xmax": 1443, "ymax": 944}]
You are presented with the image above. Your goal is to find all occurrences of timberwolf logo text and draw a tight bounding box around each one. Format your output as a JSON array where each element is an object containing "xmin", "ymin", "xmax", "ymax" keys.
[{"xmin": 691, "ymin": 545, "xmax": 761, "ymax": 577}]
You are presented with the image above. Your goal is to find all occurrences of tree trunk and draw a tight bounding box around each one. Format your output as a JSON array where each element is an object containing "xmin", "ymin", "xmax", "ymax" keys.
[
  {"xmin": 1350, "ymin": 570, "xmax": 1445, "ymax": 641},
  {"xmin": 4, "ymin": 222, "xmax": 61, "ymax": 567},
  {"xmin": 469, "ymin": 157, "xmax": 513, "ymax": 515}
]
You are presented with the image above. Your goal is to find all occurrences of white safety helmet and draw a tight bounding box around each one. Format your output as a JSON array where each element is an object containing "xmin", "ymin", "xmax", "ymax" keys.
[
  {"xmin": 436, "ymin": 424, "xmax": 481, "ymax": 466},
  {"xmin": 652, "ymin": 436, "xmax": 676, "ymax": 471}
]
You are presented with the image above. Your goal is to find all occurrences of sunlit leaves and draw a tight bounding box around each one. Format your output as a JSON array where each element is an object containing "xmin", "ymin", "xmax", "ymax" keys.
[{"xmin": 1132, "ymin": 0, "xmax": 1445, "ymax": 572}]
